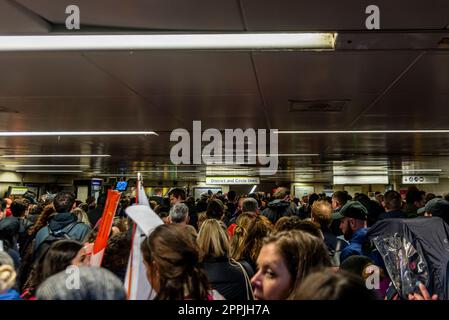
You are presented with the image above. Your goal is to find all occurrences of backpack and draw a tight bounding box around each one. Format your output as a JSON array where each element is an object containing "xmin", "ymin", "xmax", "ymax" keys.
[
  {"xmin": 34, "ymin": 221, "xmax": 81, "ymax": 260},
  {"xmin": 329, "ymin": 239, "xmax": 343, "ymax": 267}
]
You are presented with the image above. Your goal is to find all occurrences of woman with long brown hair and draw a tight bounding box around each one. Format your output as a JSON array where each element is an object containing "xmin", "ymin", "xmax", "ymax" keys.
[
  {"xmin": 140, "ymin": 223, "xmax": 222, "ymax": 300},
  {"xmin": 18, "ymin": 204, "xmax": 56, "ymax": 292},
  {"xmin": 22, "ymin": 239, "xmax": 86, "ymax": 299}
]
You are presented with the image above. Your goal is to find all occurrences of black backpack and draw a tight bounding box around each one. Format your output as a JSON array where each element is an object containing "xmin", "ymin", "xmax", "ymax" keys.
[
  {"xmin": 328, "ymin": 239, "xmax": 343, "ymax": 267},
  {"xmin": 34, "ymin": 221, "xmax": 81, "ymax": 260}
]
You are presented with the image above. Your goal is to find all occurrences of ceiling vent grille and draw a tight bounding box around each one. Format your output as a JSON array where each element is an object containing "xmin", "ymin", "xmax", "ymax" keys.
[{"xmin": 288, "ymin": 100, "xmax": 348, "ymax": 113}]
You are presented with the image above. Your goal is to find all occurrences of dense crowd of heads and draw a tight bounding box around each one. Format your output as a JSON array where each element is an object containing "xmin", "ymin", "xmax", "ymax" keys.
[{"xmin": 1, "ymin": 184, "xmax": 448, "ymax": 300}]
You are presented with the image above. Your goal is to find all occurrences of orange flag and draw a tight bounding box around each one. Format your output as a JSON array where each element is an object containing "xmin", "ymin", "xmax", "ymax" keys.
[{"xmin": 90, "ymin": 189, "xmax": 121, "ymax": 267}]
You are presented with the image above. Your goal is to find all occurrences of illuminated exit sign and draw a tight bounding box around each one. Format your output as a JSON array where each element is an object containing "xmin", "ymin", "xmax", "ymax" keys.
[{"xmin": 206, "ymin": 177, "xmax": 260, "ymax": 185}]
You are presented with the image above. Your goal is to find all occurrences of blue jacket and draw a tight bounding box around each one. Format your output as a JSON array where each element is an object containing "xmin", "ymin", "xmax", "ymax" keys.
[
  {"xmin": 340, "ymin": 228, "xmax": 368, "ymax": 263},
  {"xmin": 0, "ymin": 289, "xmax": 21, "ymax": 300}
]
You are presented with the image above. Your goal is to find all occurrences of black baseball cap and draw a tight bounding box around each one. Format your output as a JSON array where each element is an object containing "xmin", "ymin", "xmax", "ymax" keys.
[
  {"xmin": 333, "ymin": 201, "xmax": 368, "ymax": 221},
  {"xmin": 423, "ymin": 198, "xmax": 449, "ymax": 217}
]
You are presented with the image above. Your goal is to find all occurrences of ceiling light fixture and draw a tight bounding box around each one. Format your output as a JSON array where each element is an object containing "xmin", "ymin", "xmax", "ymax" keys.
[
  {"xmin": 0, "ymin": 33, "xmax": 337, "ymax": 51},
  {"xmin": 0, "ymin": 131, "xmax": 157, "ymax": 137},
  {"xmin": 1, "ymin": 154, "xmax": 110, "ymax": 158},
  {"xmin": 256, "ymin": 153, "xmax": 320, "ymax": 157},
  {"xmin": 140, "ymin": 170, "xmax": 201, "ymax": 173},
  {"xmin": 389, "ymin": 169, "xmax": 442, "ymax": 173},
  {"xmin": 3, "ymin": 164, "xmax": 89, "ymax": 168},
  {"xmin": 276, "ymin": 169, "xmax": 321, "ymax": 173},
  {"xmin": 16, "ymin": 170, "xmax": 83, "ymax": 173},
  {"xmin": 278, "ymin": 130, "xmax": 449, "ymax": 134}
]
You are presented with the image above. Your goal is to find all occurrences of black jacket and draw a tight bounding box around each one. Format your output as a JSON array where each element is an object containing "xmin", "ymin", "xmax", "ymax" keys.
[
  {"xmin": 0, "ymin": 216, "xmax": 32, "ymax": 252},
  {"xmin": 202, "ymin": 256, "xmax": 249, "ymax": 300},
  {"xmin": 378, "ymin": 210, "xmax": 406, "ymax": 220},
  {"xmin": 0, "ymin": 216, "xmax": 20, "ymax": 246},
  {"xmin": 367, "ymin": 217, "xmax": 449, "ymax": 299},
  {"xmin": 261, "ymin": 200, "xmax": 297, "ymax": 224}
]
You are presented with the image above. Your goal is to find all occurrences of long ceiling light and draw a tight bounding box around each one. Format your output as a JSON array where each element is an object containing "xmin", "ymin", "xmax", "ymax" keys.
[
  {"xmin": 389, "ymin": 169, "xmax": 442, "ymax": 173},
  {"xmin": 0, "ymin": 33, "xmax": 336, "ymax": 51},
  {"xmin": 249, "ymin": 185, "xmax": 257, "ymax": 194},
  {"xmin": 0, "ymin": 131, "xmax": 157, "ymax": 137},
  {"xmin": 276, "ymin": 169, "xmax": 321, "ymax": 173},
  {"xmin": 93, "ymin": 170, "xmax": 201, "ymax": 176},
  {"xmin": 1, "ymin": 154, "xmax": 110, "ymax": 158},
  {"xmin": 276, "ymin": 153, "xmax": 320, "ymax": 157},
  {"xmin": 3, "ymin": 164, "xmax": 89, "ymax": 168},
  {"xmin": 140, "ymin": 170, "xmax": 201, "ymax": 173},
  {"xmin": 278, "ymin": 130, "xmax": 449, "ymax": 134},
  {"xmin": 16, "ymin": 170, "xmax": 83, "ymax": 173},
  {"xmin": 255, "ymin": 153, "xmax": 320, "ymax": 157}
]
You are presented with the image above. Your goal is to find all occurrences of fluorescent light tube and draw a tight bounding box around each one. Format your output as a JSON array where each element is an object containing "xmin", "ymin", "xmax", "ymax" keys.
[
  {"xmin": 140, "ymin": 170, "xmax": 200, "ymax": 173},
  {"xmin": 389, "ymin": 169, "xmax": 442, "ymax": 172},
  {"xmin": 256, "ymin": 154, "xmax": 320, "ymax": 157},
  {"xmin": 278, "ymin": 130, "xmax": 449, "ymax": 134},
  {"xmin": 282, "ymin": 169, "xmax": 321, "ymax": 172},
  {"xmin": 0, "ymin": 33, "xmax": 336, "ymax": 51},
  {"xmin": 249, "ymin": 185, "xmax": 257, "ymax": 194},
  {"xmin": 16, "ymin": 170, "xmax": 83, "ymax": 173},
  {"xmin": 1, "ymin": 154, "xmax": 110, "ymax": 158},
  {"xmin": 276, "ymin": 154, "xmax": 320, "ymax": 157},
  {"xmin": 0, "ymin": 131, "xmax": 157, "ymax": 137},
  {"xmin": 3, "ymin": 164, "xmax": 89, "ymax": 168}
]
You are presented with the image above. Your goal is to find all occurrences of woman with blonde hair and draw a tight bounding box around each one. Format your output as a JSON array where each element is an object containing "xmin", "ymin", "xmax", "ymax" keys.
[
  {"xmin": 197, "ymin": 219, "xmax": 253, "ymax": 300},
  {"xmin": 0, "ymin": 251, "xmax": 20, "ymax": 300},
  {"xmin": 72, "ymin": 207, "xmax": 92, "ymax": 228},
  {"xmin": 231, "ymin": 215, "xmax": 273, "ymax": 274},
  {"xmin": 229, "ymin": 213, "xmax": 256, "ymax": 257}
]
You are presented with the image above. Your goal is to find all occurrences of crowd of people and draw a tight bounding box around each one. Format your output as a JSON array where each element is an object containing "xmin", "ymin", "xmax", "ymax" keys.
[{"xmin": 0, "ymin": 185, "xmax": 447, "ymax": 300}]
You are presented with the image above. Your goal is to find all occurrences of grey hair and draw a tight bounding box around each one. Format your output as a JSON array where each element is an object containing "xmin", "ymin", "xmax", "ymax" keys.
[
  {"xmin": 169, "ymin": 203, "xmax": 189, "ymax": 223},
  {"xmin": 36, "ymin": 267, "xmax": 126, "ymax": 300},
  {"xmin": 242, "ymin": 198, "xmax": 258, "ymax": 213}
]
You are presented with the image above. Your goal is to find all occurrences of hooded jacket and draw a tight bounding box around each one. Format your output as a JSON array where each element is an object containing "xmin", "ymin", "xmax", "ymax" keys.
[
  {"xmin": 261, "ymin": 200, "xmax": 297, "ymax": 224},
  {"xmin": 33, "ymin": 212, "xmax": 91, "ymax": 255}
]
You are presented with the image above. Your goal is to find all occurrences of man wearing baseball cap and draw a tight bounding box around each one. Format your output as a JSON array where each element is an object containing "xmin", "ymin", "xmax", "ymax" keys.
[
  {"xmin": 334, "ymin": 201, "xmax": 368, "ymax": 263},
  {"xmin": 421, "ymin": 198, "xmax": 449, "ymax": 225}
]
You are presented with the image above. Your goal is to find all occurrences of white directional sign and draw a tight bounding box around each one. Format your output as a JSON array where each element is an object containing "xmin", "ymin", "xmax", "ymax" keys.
[{"xmin": 206, "ymin": 177, "xmax": 260, "ymax": 185}]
